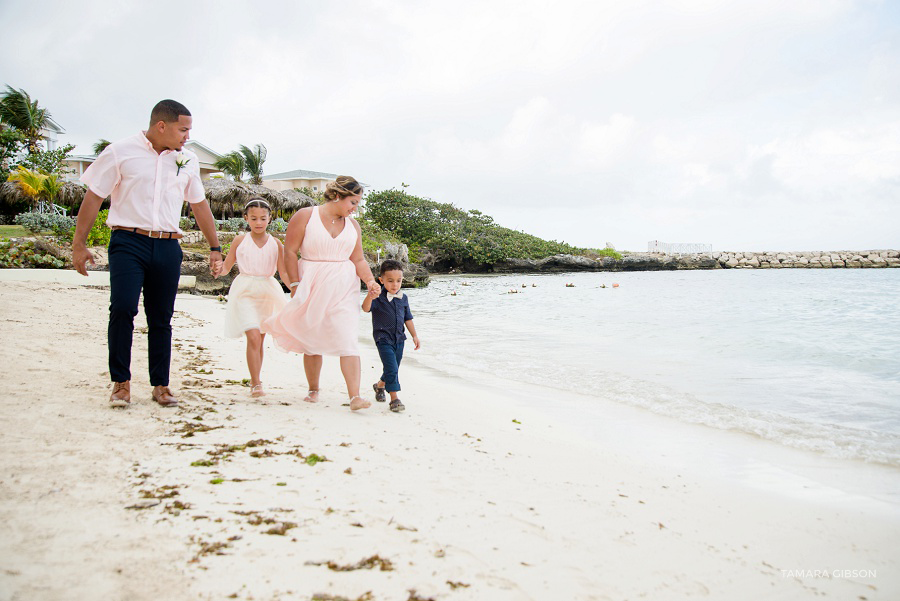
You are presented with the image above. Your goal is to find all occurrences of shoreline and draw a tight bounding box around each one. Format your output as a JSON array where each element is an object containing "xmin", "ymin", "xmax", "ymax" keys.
[{"xmin": 1, "ymin": 280, "xmax": 898, "ymax": 599}]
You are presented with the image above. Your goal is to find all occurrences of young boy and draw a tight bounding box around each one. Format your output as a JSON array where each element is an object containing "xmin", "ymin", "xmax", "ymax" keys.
[{"xmin": 362, "ymin": 259, "xmax": 420, "ymax": 412}]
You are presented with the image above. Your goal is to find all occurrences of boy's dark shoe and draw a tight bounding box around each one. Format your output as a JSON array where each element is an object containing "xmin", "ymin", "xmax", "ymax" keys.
[
  {"xmin": 373, "ymin": 383, "xmax": 386, "ymax": 402},
  {"xmin": 389, "ymin": 398, "xmax": 405, "ymax": 413}
]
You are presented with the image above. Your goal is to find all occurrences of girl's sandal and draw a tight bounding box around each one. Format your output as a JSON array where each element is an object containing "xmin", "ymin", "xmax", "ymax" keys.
[
  {"xmin": 250, "ymin": 383, "xmax": 266, "ymax": 398},
  {"xmin": 303, "ymin": 389, "xmax": 320, "ymax": 403},
  {"xmin": 349, "ymin": 396, "xmax": 371, "ymax": 411}
]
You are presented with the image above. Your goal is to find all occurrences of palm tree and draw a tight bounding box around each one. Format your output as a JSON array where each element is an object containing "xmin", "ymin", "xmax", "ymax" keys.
[
  {"xmin": 8, "ymin": 166, "xmax": 47, "ymax": 211},
  {"xmin": 214, "ymin": 151, "xmax": 246, "ymax": 182},
  {"xmin": 93, "ymin": 139, "xmax": 112, "ymax": 155},
  {"xmin": 41, "ymin": 172, "xmax": 63, "ymax": 205},
  {"xmin": 0, "ymin": 86, "xmax": 62, "ymax": 154},
  {"xmin": 239, "ymin": 143, "xmax": 267, "ymax": 185}
]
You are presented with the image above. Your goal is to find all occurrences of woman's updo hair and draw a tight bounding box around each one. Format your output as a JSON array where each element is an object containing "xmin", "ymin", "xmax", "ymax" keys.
[
  {"xmin": 243, "ymin": 198, "xmax": 271, "ymax": 215},
  {"xmin": 323, "ymin": 176, "xmax": 364, "ymax": 202}
]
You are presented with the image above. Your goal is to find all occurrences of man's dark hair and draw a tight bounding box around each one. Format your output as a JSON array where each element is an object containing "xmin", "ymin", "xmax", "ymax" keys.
[
  {"xmin": 379, "ymin": 259, "xmax": 403, "ymax": 275},
  {"xmin": 150, "ymin": 99, "xmax": 191, "ymax": 124}
]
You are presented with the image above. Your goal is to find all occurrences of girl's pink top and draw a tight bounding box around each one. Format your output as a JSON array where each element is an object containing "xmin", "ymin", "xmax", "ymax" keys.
[{"xmin": 236, "ymin": 234, "xmax": 278, "ymax": 277}]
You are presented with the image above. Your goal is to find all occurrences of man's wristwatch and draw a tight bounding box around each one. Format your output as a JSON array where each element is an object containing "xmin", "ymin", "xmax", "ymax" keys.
[
  {"xmin": 289, "ymin": 282, "xmax": 301, "ymax": 288},
  {"xmin": 210, "ymin": 246, "xmax": 222, "ymax": 253}
]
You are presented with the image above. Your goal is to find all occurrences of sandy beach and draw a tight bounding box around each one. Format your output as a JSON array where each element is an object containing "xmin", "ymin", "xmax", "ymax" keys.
[{"xmin": 1, "ymin": 279, "xmax": 898, "ymax": 601}]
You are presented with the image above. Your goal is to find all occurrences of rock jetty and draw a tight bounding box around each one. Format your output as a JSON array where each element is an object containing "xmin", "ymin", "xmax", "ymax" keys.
[{"xmin": 489, "ymin": 250, "xmax": 900, "ymax": 273}]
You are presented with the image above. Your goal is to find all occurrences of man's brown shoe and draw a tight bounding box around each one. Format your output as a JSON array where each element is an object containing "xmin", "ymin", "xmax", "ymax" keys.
[
  {"xmin": 152, "ymin": 385, "xmax": 178, "ymax": 407},
  {"xmin": 110, "ymin": 381, "xmax": 131, "ymax": 408}
]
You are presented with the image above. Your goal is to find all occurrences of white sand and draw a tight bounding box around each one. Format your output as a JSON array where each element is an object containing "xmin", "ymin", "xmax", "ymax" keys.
[{"xmin": 1, "ymin": 280, "xmax": 898, "ymax": 600}]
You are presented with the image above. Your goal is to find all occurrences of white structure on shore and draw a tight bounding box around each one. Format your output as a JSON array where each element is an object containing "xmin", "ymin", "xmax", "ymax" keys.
[
  {"xmin": 261, "ymin": 169, "xmax": 339, "ymax": 193},
  {"xmin": 648, "ymin": 240, "xmax": 713, "ymax": 255}
]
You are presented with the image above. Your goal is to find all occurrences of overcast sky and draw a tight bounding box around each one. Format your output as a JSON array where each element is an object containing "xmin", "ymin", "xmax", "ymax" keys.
[{"xmin": 2, "ymin": 0, "xmax": 897, "ymax": 251}]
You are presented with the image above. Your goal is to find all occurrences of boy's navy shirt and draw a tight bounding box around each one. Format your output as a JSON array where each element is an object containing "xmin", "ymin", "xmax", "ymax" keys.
[{"xmin": 370, "ymin": 287, "xmax": 413, "ymax": 345}]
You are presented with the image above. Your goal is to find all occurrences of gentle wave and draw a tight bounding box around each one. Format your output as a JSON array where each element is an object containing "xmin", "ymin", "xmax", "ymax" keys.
[{"xmin": 391, "ymin": 269, "xmax": 900, "ymax": 466}]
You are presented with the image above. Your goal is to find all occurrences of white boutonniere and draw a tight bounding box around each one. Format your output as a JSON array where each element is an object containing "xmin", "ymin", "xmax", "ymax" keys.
[{"xmin": 175, "ymin": 152, "xmax": 191, "ymax": 176}]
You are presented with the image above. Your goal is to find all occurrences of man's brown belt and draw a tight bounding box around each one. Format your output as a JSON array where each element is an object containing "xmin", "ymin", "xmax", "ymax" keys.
[{"xmin": 111, "ymin": 226, "xmax": 183, "ymax": 240}]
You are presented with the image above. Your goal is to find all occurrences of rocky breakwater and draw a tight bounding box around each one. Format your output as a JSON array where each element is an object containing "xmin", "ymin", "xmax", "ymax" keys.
[
  {"xmin": 490, "ymin": 253, "xmax": 719, "ymax": 272},
  {"xmin": 489, "ymin": 249, "xmax": 899, "ymax": 273},
  {"xmin": 714, "ymin": 249, "xmax": 900, "ymax": 269}
]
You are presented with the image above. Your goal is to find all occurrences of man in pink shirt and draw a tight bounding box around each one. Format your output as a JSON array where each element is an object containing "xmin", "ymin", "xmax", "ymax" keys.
[{"xmin": 72, "ymin": 99, "xmax": 222, "ymax": 408}]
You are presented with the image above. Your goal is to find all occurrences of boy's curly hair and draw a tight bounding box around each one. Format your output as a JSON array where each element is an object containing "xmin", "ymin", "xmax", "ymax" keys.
[{"xmin": 379, "ymin": 259, "xmax": 403, "ymax": 275}]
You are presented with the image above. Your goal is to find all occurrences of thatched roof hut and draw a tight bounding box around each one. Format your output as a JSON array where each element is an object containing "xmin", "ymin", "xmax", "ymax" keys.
[
  {"xmin": 279, "ymin": 188, "xmax": 317, "ymax": 212},
  {"xmin": 0, "ymin": 180, "xmax": 86, "ymax": 203},
  {"xmin": 0, "ymin": 181, "xmax": 26, "ymax": 209},
  {"xmin": 203, "ymin": 178, "xmax": 284, "ymax": 218},
  {"xmin": 57, "ymin": 181, "xmax": 87, "ymax": 208},
  {"xmin": 203, "ymin": 178, "xmax": 317, "ymax": 218}
]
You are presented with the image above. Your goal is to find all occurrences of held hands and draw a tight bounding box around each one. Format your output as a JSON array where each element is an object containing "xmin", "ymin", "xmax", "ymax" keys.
[
  {"xmin": 209, "ymin": 252, "xmax": 223, "ymax": 277},
  {"xmin": 366, "ymin": 280, "xmax": 381, "ymax": 297}
]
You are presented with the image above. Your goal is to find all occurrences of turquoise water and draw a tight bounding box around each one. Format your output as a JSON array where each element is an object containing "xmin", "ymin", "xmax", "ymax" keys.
[{"xmin": 394, "ymin": 269, "xmax": 900, "ymax": 466}]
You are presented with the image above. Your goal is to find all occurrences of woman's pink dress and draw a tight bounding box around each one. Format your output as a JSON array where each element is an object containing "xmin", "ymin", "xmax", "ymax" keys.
[{"xmin": 262, "ymin": 206, "xmax": 360, "ymax": 356}]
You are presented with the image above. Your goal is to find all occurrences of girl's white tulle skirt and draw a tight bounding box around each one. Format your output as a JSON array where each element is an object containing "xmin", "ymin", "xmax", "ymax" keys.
[{"xmin": 223, "ymin": 274, "xmax": 288, "ymax": 338}]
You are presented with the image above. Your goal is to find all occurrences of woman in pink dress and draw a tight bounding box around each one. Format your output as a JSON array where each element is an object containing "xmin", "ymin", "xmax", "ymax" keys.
[{"xmin": 262, "ymin": 176, "xmax": 380, "ymax": 410}]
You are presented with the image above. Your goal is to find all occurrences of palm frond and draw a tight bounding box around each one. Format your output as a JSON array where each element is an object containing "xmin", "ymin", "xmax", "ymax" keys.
[
  {"xmin": 239, "ymin": 143, "xmax": 267, "ymax": 185},
  {"xmin": 214, "ymin": 151, "xmax": 246, "ymax": 182},
  {"xmin": 93, "ymin": 139, "xmax": 112, "ymax": 155}
]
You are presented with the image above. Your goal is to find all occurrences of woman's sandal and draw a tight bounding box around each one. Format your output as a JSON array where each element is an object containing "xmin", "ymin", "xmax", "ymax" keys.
[
  {"xmin": 349, "ymin": 396, "xmax": 371, "ymax": 411},
  {"xmin": 303, "ymin": 389, "xmax": 320, "ymax": 403},
  {"xmin": 250, "ymin": 383, "xmax": 266, "ymax": 398}
]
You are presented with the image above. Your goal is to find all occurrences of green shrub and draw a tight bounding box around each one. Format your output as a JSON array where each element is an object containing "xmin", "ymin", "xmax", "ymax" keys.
[
  {"xmin": 364, "ymin": 189, "xmax": 585, "ymax": 266},
  {"xmin": 13, "ymin": 212, "xmax": 76, "ymax": 237},
  {"xmin": 357, "ymin": 215, "xmax": 403, "ymax": 260},
  {"xmin": 86, "ymin": 209, "xmax": 111, "ymax": 246},
  {"xmin": 179, "ymin": 217, "xmax": 195, "ymax": 231},
  {"xmin": 0, "ymin": 239, "xmax": 67, "ymax": 269},
  {"xmin": 268, "ymin": 217, "xmax": 288, "ymax": 233},
  {"xmin": 14, "ymin": 212, "xmax": 45, "ymax": 233},
  {"xmin": 217, "ymin": 218, "xmax": 246, "ymax": 232}
]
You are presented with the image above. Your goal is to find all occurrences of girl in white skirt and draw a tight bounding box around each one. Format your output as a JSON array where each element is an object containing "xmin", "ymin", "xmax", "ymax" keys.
[{"xmin": 216, "ymin": 199, "xmax": 289, "ymax": 397}]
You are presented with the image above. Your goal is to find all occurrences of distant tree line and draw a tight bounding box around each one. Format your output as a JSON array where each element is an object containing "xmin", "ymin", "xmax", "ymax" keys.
[{"xmin": 362, "ymin": 189, "xmax": 615, "ymax": 269}]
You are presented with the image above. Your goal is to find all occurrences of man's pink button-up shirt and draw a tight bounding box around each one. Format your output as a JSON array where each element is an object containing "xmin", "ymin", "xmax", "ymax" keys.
[{"xmin": 80, "ymin": 132, "xmax": 206, "ymax": 233}]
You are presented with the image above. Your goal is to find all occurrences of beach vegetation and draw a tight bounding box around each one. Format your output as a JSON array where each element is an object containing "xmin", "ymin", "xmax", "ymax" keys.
[
  {"xmin": 7, "ymin": 166, "xmax": 45, "ymax": 210},
  {"xmin": 268, "ymin": 217, "xmax": 288, "ymax": 232},
  {"xmin": 215, "ymin": 144, "xmax": 267, "ymax": 184},
  {"xmin": 13, "ymin": 211, "xmax": 75, "ymax": 238},
  {"xmin": 93, "ymin": 139, "xmax": 112, "ymax": 155},
  {"xmin": 0, "ymin": 86, "xmax": 62, "ymax": 154},
  {"xmin": 305, "ymin": 453, "xmax": 327, "ymax": 466},
  {"xmin": 85, "ymin": 209, "xmax": 111, "ymax": 246},
  {"xmin": 0, "ymin": 127, "xmax": 26, "ymax": 180},
  {"xmin": 363, "ymin": 188, "xmax": 615, "ymax": 269},
  {"xmin": 213, "ymin": 151, "xmax": 246, "ymax": 182},
  {"xmin": 239, "ymin": 144, "xmax": 267, "ymax": 185},
  {"xmin": 296, "ymin": 186, "xmax": 324, "ymax": 203},
  {"xmin": 0, "ymin": 238, "xmax": 67, "ymax": 268},
  {"xmin": 357, "ymin": 214, "xmax": 403, "ymax": 260},
  {"xmin": 14, "ymin": 144, "xmax": 76, "ymax": 178}
]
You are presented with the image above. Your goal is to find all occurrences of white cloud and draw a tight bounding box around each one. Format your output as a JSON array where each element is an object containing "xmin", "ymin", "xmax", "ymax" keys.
[{"xmin": 0, "ymin": 0, "xmax": 897, "ymax": 251}]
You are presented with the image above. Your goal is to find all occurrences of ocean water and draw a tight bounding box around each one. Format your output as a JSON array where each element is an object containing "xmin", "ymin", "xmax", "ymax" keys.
[{"xmin": 388, "ymin": 268, "xmax": 900, "ymax": 466}]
